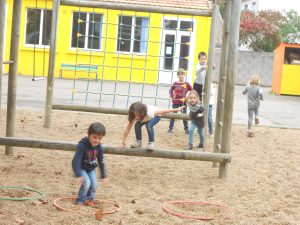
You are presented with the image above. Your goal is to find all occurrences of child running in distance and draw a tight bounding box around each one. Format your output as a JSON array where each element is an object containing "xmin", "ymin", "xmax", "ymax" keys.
[
  {"xmin": 242, "ymin": 74, "xmax": 263, "ymax": 137},
  {"xmin": 186, "ymin": 90, "xmax": 205, "ymax": 150},
  {"xmin": 168, "ymin": 68, "xmax": 192, "ymax": 134},
  {"xmin": 122, "ymin": 102, "xmax": 185, "ymax": 150},
  {"xmin": 72, "ymin": 122, "xmax": 108, "ymax": 206}
]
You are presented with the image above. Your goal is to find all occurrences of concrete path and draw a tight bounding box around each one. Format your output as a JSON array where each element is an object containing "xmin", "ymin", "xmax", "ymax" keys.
[{"xmin": 1, "ymin": 75, "xmax": 299, "ymax": 129}]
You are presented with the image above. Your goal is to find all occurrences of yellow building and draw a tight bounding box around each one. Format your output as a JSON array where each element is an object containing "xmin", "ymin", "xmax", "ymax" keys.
[{"xmin": 3, "ymin": 0, "xmax": 213, "ymax": 84}]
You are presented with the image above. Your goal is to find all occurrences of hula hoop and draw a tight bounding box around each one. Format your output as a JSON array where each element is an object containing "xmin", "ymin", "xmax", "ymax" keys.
[
  {"xmin": 0, "ymin": 186, "xmax": 45, "ymax": 201},
  {"xmin": 162, "ymin": 200, "xmax": 228, "ymax": 221},
  {"xmin": 53, "ymin": 197, "xmax": 120, "ymax": 215}
]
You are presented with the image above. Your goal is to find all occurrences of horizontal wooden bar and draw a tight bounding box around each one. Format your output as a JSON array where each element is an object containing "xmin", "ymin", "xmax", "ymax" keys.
[
  {"xmin": 0, "ymin": 137, "xmax": 231, "ymax": 163},
  {"xmin": 3, "ymin": 61, "xmax": 13, "ymax": 64},
  {"xmin": 52, "ymin": 104, "xmax": 191, "ymax": 120}
]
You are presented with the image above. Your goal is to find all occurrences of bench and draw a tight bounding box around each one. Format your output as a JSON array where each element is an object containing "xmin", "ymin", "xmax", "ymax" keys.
[{"xmin": 60, "ymin": 63, "xmax": 98, "ymax": 80}]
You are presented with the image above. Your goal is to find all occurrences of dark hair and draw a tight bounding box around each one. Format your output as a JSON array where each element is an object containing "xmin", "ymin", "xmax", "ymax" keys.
[
  {"xmin": 198, "ymin": 51, "xmax": 207, "ymax": 59},
  {"xmin": 87, "ymin": 122, "xmax": 106, "ymax": 136},
  {"xmin": 128, "ymin": 102, "xmax": 147, "ymax": 122}
]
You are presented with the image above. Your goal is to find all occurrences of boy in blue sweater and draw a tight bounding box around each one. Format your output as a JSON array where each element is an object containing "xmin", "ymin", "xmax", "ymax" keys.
[{"xmin": 72, "ymin": 122, "xmax": 107, "ymax": 206}]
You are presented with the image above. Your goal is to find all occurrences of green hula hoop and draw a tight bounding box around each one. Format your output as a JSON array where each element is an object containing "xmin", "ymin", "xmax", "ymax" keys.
[{"xmin": 0, "ymin": 186, "xmax": 45, "ymax": 201}]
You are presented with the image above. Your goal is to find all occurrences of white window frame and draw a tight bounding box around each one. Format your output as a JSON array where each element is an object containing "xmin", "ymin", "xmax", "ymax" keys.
[
  {"xmin": 24, "ymin": 8, "xmax": 51, "ymax": 48},
  {"xmin": 70, "ymin": 11, "xmax": 103, "ymax": 51},
  {"xmin": 158, "ymin": 16, "xmax": 196, "ymax": 84},
  {"xmin": 116, "ymin": 15, "xmax": 149, "ymax": 55}
]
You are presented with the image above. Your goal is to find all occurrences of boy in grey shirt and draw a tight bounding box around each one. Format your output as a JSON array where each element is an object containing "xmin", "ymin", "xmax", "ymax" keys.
[{"xmin": 242, "ymin": 74, "xmax": 263, "ymax": 137}]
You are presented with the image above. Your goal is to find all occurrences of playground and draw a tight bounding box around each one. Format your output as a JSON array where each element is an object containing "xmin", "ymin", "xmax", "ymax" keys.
[
  {"xmin": 0, "ymin": 109, "xmax": 299, "ymax": 224},
  {"xmin": 1, "ymin": 0, "xmax": 300, "ymax": 224}
]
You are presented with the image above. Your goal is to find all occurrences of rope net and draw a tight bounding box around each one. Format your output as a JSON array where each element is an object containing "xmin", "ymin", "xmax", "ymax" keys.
[{"xmin": 57, "ymin": 5, "xmax": 196, "ymax": 109}]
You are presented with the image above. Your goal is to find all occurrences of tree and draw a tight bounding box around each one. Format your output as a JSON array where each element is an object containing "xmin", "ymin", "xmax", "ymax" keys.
[
  {"xmin": 281, "ymin": 10, "xmax": 300, "ymax": 43},
  {"xmin": 239, "ymin": 10, "xmax": 286, "ymax": 52}
]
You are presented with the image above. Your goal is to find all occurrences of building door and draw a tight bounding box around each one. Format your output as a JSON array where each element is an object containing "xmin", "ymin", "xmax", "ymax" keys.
[{"xmin": 158, "ymin": 18, "xmax": 195, "ymax": 84}]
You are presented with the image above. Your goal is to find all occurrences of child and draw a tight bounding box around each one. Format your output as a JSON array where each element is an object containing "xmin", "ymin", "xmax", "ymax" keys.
[
  {"xmin": 193, "ymin": 52, "xmax": 208, "ymax": 102},
  {"xmin": 186, "ymin": 90, "xmax": 205, "ymax": 149},
  {"xmin": 168, "ymin": 68, "xmax": 192, "ymax": 134},
  {"xmin": 72, "ymin": 122, "xmax": 107, "ymax": 206},
  {"xmin": 242, "ymin": 74, "xmax": 263, "ymax": 137},
  {"xmin": 208, "ymin": 83, "xmax": 216, "ymax": 137},
  {"xmin": 122, "ymin": 102, "xmax": 185, "ymax": 150}
]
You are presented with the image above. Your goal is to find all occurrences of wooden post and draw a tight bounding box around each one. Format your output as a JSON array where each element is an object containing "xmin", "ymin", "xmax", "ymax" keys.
[
  {"xmin": 212, "ymin": 0, "xmax": 232, "ymax": 167},
  {"xmin": 203, "ymin": 1, "xmax": 219, "ymax": 150},
  {"xmin": 219, "ymin": 0, "xmax": 241, "ymax": 178},
  {"xmin": 5, "ymin": 0, "xmax": 22, "ymax": 155},
  {"xmin": 0, "ymin": 137, "xmax": 232, "ymax": 163},
  {"xmin": 0, "ymin": 0, "xmax": 6, "ymax": 111},
  {"xmin": 44, "ymin": 0, "xmax": 61, "ymax": 128}
]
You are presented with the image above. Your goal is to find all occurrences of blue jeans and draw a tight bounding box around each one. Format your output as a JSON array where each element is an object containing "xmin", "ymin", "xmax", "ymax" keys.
[
  {"xmin": 169, "ymin": 103, "xmax": 188, "ymax": 131},
  {"xmin": 188, "ymin": 121, "xmax": 204, "ymax": 145},
  {"xmin": 77, "ymin": 169, "xmax": 97, "ymax": 204},
  {"xmin": 208, "ymin": 105, "xmax": 213, "ymax": 134},
  {"xmin": 135, "ymin": 116, "xmax": 161, "ymax": 142}
]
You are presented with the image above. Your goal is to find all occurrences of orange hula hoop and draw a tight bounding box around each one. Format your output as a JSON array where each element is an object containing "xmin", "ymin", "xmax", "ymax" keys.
[{"xmin": 53, "ymin": 197, "xmax": 120, "ymax": 215}]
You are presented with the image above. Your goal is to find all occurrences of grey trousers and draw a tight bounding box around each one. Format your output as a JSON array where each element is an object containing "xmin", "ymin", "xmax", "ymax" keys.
[{"xmin": 248, "ymin": 106, "xmax": 259, "ymax": 129}]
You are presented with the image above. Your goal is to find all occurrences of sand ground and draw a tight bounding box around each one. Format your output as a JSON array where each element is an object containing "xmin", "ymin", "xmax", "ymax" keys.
[{"xmin": 0, "ymin": 109, "xmax": 299, "ymax": 225}]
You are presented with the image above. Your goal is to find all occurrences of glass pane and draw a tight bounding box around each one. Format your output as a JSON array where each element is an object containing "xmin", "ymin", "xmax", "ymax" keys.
[
  {"xmin": 179, "ymin": 35, "xmax": 190, "ymax": 70},
  {"xmin": 164, "ymin": 19, "xmax": 177, "ymax": 30},
  {"xmin": 133, "ymin": 17, "xmax": 142, "ymax": 53},
  {"xmin": 42, "ymin": 10, "xmax": 52, "ymax": 45},
  {"xmin": 88, "ymin": 13, "xmax": 102, "ymax": 50},
  {"xmin": 133, "ymin": 17, "xmax": 148, "ymax": 53},
  {"xmin": 26, "ymin": 9, "xmax": 41, "ymax": 44},
  {"xmin": 117, "ymin": 16, "xmax": 132, "ymax": 52},
  {"xmin": 164, "ymin": 34, "xmax": 175, "ymax": 70},
  {"xmin": 71, "ymin": 12, "xmax": 87, "ymax": 48},
  {"xmin": 180, "ymin": 21, "xmax": 193, "ymax": 31}
]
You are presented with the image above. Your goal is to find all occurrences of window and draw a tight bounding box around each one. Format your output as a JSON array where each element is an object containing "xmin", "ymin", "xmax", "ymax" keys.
[
  {"xmin": 71, "ymin": 12, "xmax": 103, "ymax": 50},
  {"xmin": 117, "ymin": 16, "xmax": 149, "ymax": 53},
  {"xmin": 164, "ymin": 19, "xmax": 193, "ymax": 32},
  {"xmin": 25, "ymin": 8, "xmax": 52, "ymax": 46}
]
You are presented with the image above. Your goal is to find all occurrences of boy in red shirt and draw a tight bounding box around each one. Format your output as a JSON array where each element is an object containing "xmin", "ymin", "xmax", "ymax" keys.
[{"xmin": 168, "ymin": 68, "xmax": 192, "ymax": 134}]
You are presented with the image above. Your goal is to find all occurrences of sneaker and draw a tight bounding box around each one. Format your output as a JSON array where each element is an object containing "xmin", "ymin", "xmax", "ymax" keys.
[
  {"xmin": 167, "ymin": 129, "xmax": 173, "ymax": 133},
  {"xmin": 255, "ymin": 117, "xmax": 259, "ymax": 125},
  {"xmin": 84, "ymin": 200, "xmax": 94, "ymax": 207},
  {"xmin": 147, "ymin": 142, "xmax": 155, "ymax": 151},
  {"xmin": 198, "ymin": 143, "xmax": 203, "ymax": 148},
  {"xmin": 185, "ymin": 130, "xmax": 189, "ymax": 134},
  {"xmin": 131, "ymin": 140, "xmax": 142, "ymax": 148},
  {"xmin": 188, "ymin": 144, "xmax": 193, "ymax": 150},
  {"xmin": 247, "ymin": 131, "xmax": 254, "ymax": 137}
]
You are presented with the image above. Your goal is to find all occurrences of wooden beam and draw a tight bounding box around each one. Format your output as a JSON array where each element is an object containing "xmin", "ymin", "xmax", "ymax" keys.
[
  {"xmin": 0, "ymin": 137, "xmax": 231, "ymax": 163},
  {"xmin": 219, "ymin": 0, "xmax": 241, "ymax": 178},
  {"xmin": 5, "ymin": 0, "xmax": 22, "ymax": 155},
  {"xmin": 52, "ymin": 104, "xmax": 191, "ymax": 120},
  {"xmin": 44, "ymin": 0, "xmax": 61, "ymax": 128}
]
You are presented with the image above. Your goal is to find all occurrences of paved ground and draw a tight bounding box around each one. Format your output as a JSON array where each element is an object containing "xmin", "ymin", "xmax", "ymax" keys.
[{"xmin": 1, "ymin": 75, "xmax": 300, "ymax": 129}]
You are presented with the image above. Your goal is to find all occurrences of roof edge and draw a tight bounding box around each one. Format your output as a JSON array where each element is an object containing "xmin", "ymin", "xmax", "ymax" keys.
[{"xmin": 61, "ymin": 0, "xmax": 212, "ymax": 16}]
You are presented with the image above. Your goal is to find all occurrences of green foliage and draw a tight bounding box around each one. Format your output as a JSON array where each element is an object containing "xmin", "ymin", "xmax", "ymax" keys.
[
  {"xmin": 239, "ymin": 10, "xmax": 286, "ymax": 52},
  {"xmin": 239, "ymin": 9, "xmax": 300, "ymax": 52},
  {"xmin": 281, "ymin": 10, "xmax": 300, "ymax": 43}
]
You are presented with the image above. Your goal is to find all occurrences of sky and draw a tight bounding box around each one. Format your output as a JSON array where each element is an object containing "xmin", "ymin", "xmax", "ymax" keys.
[{"xmin": 258, "ymin": 0, "xmax": 300, "ymax": 14}]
